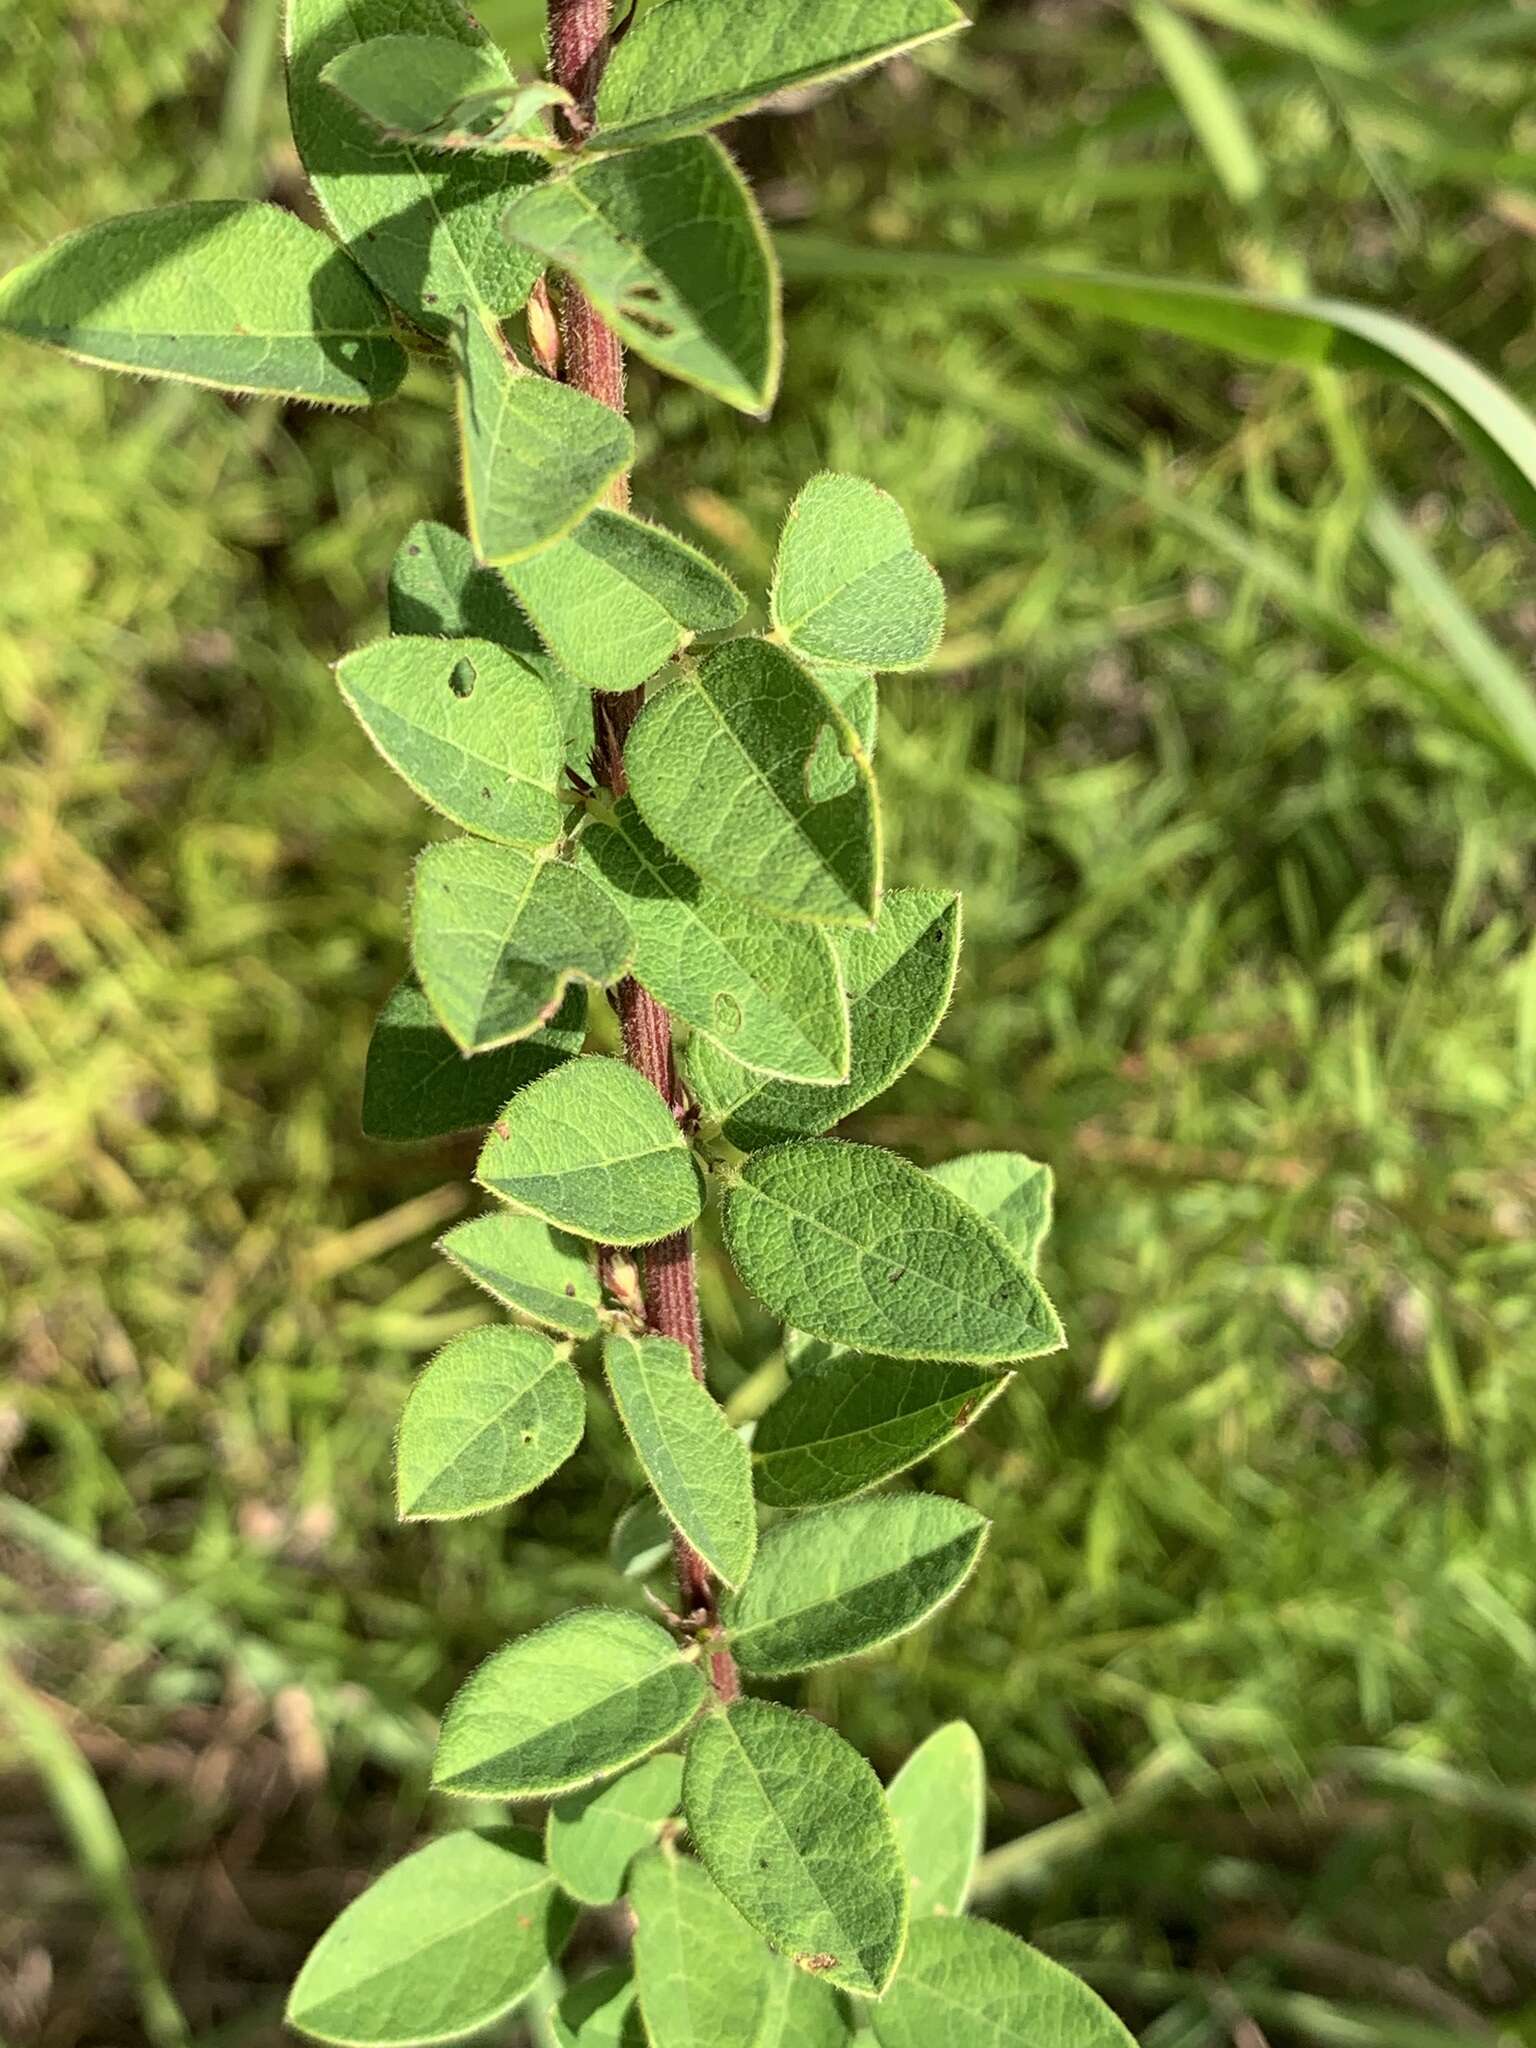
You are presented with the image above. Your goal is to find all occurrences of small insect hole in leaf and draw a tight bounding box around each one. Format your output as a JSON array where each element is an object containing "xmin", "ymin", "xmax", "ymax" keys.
[
  {"xmin": 449, "ymin": 657, "xmax": 476, "ymax": 698},
  {"xmin": 804, "ymin": 722, "xmax": 855, "ymax": 803}
]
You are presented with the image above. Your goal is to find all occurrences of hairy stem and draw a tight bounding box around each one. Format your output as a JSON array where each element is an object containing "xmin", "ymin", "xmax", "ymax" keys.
[{"xmin": 548, "ymin": 0, "xmax": 740, "ymax": 1705}]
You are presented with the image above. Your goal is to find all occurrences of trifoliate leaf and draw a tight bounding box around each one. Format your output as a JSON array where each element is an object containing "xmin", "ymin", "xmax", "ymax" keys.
[
  {"xmin": 454, "ymin": 306, "xmax": 633, "ymax": 566},
  {"xmin": 477, "ymin": 1057, "xmax": 701, "ymax": 1245},
  {"xmin": 928, "ymin": 1152, "xmax": 1054, "ymax": 1270},
  {"xmin": 322, "ymin": 35, "xmax": 570, "ymax": 152},
  {"xmin": 870, "ymin": 1917, "xmax": 1138, "ymax": 2048},
  {"xmin": 886, "ymin": 1722, "xmax": 986, "ymax": 1921},
  {"xmin": 604, "ymin": 1334, "xmax": 756, "ymax": 1590},
  {"xmin": 501, "ymin": 137, "xmax": 780, "ymax": 414},
  {"xmin": 579, "ymin": 800, "xmax": 850, "ymax": 1084},
  {"xmin": 438, "ymin": 1208, "xmax": 601, "ymax": 1340},
  {"xmin": 0, "ymin": 202, "xmax": 405, "ymax": 405},
  {"xmin": 610, "ymin": 1494, "xmax": 674, "ymax": 1579},
  {"xmin": 683, "ymin": 1700, "xmax": 907, "ymax": 1999},
  {"xmin": 625, "ymin": 639, "xmax": 879, "ymax": 928},
  {"xmin": 752, "ymin": 1355, "xmax": 1006, "ymax": 1510},
  {"xmin": 285, "ymin": 1826, "xmax": 573, "ymax": 2047},
  {"xmin": 434, "ymin": 1608, "xmax": 707, "ymax": 1799},
  {"xmin": 395, "ymin": 1325, "xmax": 584, "ymax": 1521},
  {"xmin": 546, "ymin": 1753, "xmax": 684, "ymax": 1906},
  {"xmin": 502, "ymin": 508, "xmax": 744, "ymax": 693},
  {"xmin": 551, "ymin": 1966, "xmax": 645, "ymax": 2048},
  {"xmin": 722, "ymin": 1495, "xmax": 987, "ymax": 1675},
  {"xmin": 594, "ymin": 0, "xmax": 967, "ymax": 151},
  {"xmin": 686, "ymin": 889, "xmax": 959, "ymax": 1145},
  {"xmin": 389, "ymin": 521, "xmax": 594, "ymax": 777},
  {"xmin": 771, "ymin": 474, "xmax": 945, "ymax": 671},
  {"xmin": 286, "ymin": 0, "xmax": 547, "ymax": 331},
  {"xmin": 721, "ymin": 1141, "xmax": 1063, "ymax": 1363},
  {"xmin": 337, "ymin": 635, "xmax": 565, "ymax": 847},
  {"xmin": 630, "ymin": 1849, "xmax": 778, "ymax": 2048},
  {"xmin": 362, "ymin": 978, "xmax": 583, "ymax": 1143},
  {"xmin": 411, "ymin": 839, "xmax": 633, "ymax": 1054}
]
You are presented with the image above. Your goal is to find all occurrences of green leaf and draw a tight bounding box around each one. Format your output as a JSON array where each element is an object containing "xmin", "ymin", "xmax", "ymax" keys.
[
  {"xmin": 362, "ymin": 978, "xmax": 583, "ymax": 1143},
  {"xmin": 722, "ymin": 1141, "xmax": 1063, "ymax": 1364},
  {"xmin": 927, "ymin": 1152, "xmax": 1054, "ymax": 1270},
  {"xmin": 595, "ymin": 0, "xmax": 967, "ymax": 151},
  {"xmin": 753, "ymin": 1958, "xmax": 855, "ymax": 2048},
  {"xmin": 502, "ymin": 509, "xmax": 744, "ymax": 693},
  {"xmin": 629, "ymin": 1850, "xmax": 777, "ymax": 2048},
  {"xmin": 683, "ymin": 1699, "xmax": 907, "ymax": 2000},
  {"xmin": 394, "ymin": 1325, "xmax": 584, "ymax": 1521},
  {"xmin": 389, "ymin": 521, "xmax": 595, "ymax": 776},
  {"xmin": 610, "ymin": 1494, "xmax": 674, "ymax": 1579},
  {"xmin": 546, "ymin": 1753, "xmax": 685, "ymax": 1906},
  {"xmin": 410, "ymin": 839, "xmax": 633, "ymax": 1055},
  {"xmin": 285, "ymin": 0, "xmax": 547, "ymax": 331},
  {"xmin": 625, "ymin": 639, "xmax": 880, "ymax": 928},
  {"xmin": 686, "ymin": 889, "xmax": 959, "ymax": 1146},
  {"xmin": 501, "ymin": 138, "xmax": 781, "ymax": 414},
  {"xmin": 806, "ymin": 662, "xmax": 877, "ymax": 782},
  {"xmin": 477, "ymin": 1057, "xmax": 701, "ymax": 1245},
  {"xmin": 434, "ymin": 1608, "xmax": 707, "ymax": 1799},
  {"xmin": 579, "ymin": 799, "xmax": 850, "ymax": 1084},
  {"xmin": 438, "ymin": 1208, "xmax": 601, "ymax": 1340},
  {"xmin": 337, "ymin": 635, "xmax": 565, "ymax": 848},
  {"xmin": 722, "ymin": 1495, "xmax": 987, "ymax": 1675},
  {"xmin": 870, "ymin": 1917, "xmax": 1137, "ymax": 2048},
  {"xmin": 604, "ymin": 1334, "xmax": 757, "ymax": 1590},
  {"xmin": 455, "ymin": 305, "xmax": 634, "ymax": 566},
  {"xmin": 771, "ymin": 476, "xmax": 944, "ymax": 672},
  {"xmin": 286, "ymin": 1826, "xmax": 573, "ymax": 2047},
  {"xmin": 0, "ymin": 201, "xmax": 405, "ymax": 405},
  {"xmin": 551, "ymin": 1966, "xmax": 645, "ymax": 2048},
  {"xmin": 752, "ymin": 1355, "xmax": 1006, "ymax": 1510},
  {"xmin": 322, "ymin": 35, "xmax": 570, "ymax": 153},
  {"xmin": 886, "ymin": 1722, "xmax": 985, "ymax": 1921}
]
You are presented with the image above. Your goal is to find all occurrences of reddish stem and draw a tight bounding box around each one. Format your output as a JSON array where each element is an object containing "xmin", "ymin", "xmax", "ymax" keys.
[{"xmin": 548, "ymin": 0, "xmax": 740, "ymax": 1705}]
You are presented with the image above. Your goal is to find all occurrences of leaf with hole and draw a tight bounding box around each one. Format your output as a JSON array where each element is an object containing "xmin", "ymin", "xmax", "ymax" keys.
[
  {"xmin": 322, "ymin": 35, "xmax": 570, "ymax": 152},
  {"xmin": 579, "ymin": 799, "xmax": 850, "ymax": 1084},
  {"xmin": 886, "ymin": 1721, "xmax": 985, "ymax": 1921},
  {"xmin": 928, "ymin": 1152, "xmax": 1053, "ymax": 1270},
  {"xmin": 723, "ymin": 1494, "xmax": 987, "ymax": 1675},
  {"xmin": 683, "ymin": 1699, "xmax": 907, "ymax": 1999},
  {"xmin": 723, "ymin": 1141, "xmax": 1063, "ymax": 1364},
  {"xmin": 604, "ymin": 1334, "xmax": 756, "ymax": 1590},
  {"xmin": 870, "ymin": 1917, "xmax": 1137, "ymax": 2048},
  {"xmin": 477, "ymin": 1057, "xmax": 701, "ymax": 1245},
  {"xmin": 502, "ymin": 508, "xmax": 744, "ymax": 694},
  {"xmin": 626, "ymin": 639, "xmax": 879, "ymax": 928},
  {"xmin": 389, "ymin": 521, "xmax": 593, "ymax": 776},
  {"xmin": 285, "ymin": 1826, "xmax": 573, "ymax": 2047},
  {"xmin": 434, "ymin": 1608, "xmax": 707, "ymax": 1799},
  {"xmin": 337, "ymin": 635, "xmax": 564, "ymax": 847},
  {"xmin": 772, "ymin": 475, "xmax": 944, "ymax": 671},
  {"xmin": 752, "ymin": 1355, "xmax": 1006, "ymax": 1510},
  {"xmin": 362, "ymin": 978, "xmax": 583, "ymax": 1143},
  {"xmin": 285, "ymin": 0, "xmax": 547, "ymax": 331},
  {"xmin": 686, "ymin": 889, "xmax": 959, "ymax": 1145},
  {"xmin": 0, "ymin": 201, "xmax": 405, "ymax": 405},
  {"xmin": 455, "ymin": 306, "xmax": 634, "ymax": 566},
  {"xmin": 395, "ymin": 1325, "xmax": 584, "ymax": 1521},
  {"xmin": 501, "ymin": 137, "xmax": 780, "ymax": 413},
  {"xmin": 551, "ymin": 1965, "xmax": 645, "ymax": 2048},
  {"xmin": 594, "ymin": 0, "xmax": 967, "ymax": 151},
  {"xmin": 546, "ymin": 1752, "xmax": 684, "ymax": 1906},
  {"xmin": 411, "ymin": 839, "xmax": 633, "ymax": 1054},
  {"xmin": 629, "ymin": 1849, "xmax": 778, "ymax": 2048},
  {"xmin": 438, "ymin": 1207, "xmax": 601, "ymax": 1340}
]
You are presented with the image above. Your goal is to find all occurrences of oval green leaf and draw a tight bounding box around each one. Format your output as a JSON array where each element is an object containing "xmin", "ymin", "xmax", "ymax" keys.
[
  {"xmin": 928, "ymin": 1152, "xmax": 1054, "ymax": 1270},
  {"xmin": 477, "ymin": 1057, "xmax": 701, "ymax": 1246},
  {"xmin": 683, "ymin": 1700, "xmax": 907, "ymax": 2000},
  {"xmin": 604, "ymin": 1333, "xmax": 757, "ymax": 1590},
  {"xmin": 626, "ymin": 639, "xmax": 880, "ymax": 928},
  {"xmin": 0, "ymin": 201, "xmax": 405, "ymax": 405},
  {"xmin": 771, "ymin": 474, "xmax": 945, "ymax": 671},
  {"xmin": 886, "ymin": 1722, "xmax": 986, "ymax": 1920},
  {"xmin": 438, "ymin": 1207, "xmax": 601, "ymax": 1340},
  {"xmin": 285, "ymin": 1826, "xmax": 573, "ymax": 2046},
  {"xmin": 395, "ymin": 1325, "xmax": 584, "ymax": 1521},
  {"xmin": 322, "ymin": 34, "xmax": 569, "ymax": 153},
  {"xmin": 434, "ymin": 1608, "xmax": 707, "ymax": 1799},
  {"xmin": 629, "ymin": 1849, "xmax": 779, "ymax": 2047},
  {"xmin": 870, "ymin": 1916, "xmax": 1137, "ymax": 2048},
  {"xmin": 362, "ymin": 978, "xmax": 583, "ymax": 1144},
  {"xmin": 722, "ymin": 1141, "xmax": 1063, "ymax": 1364},
  {"xmin": 546, "ymin": 1752, "xmax": 685, "ymax": 1906},
  {"xmin": 551, "ymin": 1965, "xmax": 645, "ymax": 2048}
]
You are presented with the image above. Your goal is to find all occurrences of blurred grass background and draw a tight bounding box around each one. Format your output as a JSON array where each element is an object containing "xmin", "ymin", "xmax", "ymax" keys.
[{"xmin": 4, "ymin": 0, "xmax": 1536, "ymax": 2042}]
